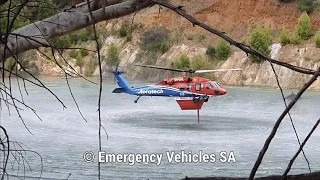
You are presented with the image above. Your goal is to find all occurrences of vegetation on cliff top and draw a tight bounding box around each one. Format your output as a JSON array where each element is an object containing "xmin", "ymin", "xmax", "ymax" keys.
[{"xmin": 249, "ymin": 27, "xmax": 273, "ymax": 63}]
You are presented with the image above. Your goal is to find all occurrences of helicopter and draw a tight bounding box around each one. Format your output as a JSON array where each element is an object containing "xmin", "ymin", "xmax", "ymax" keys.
[{"xmin": 112, "ymin": 64, "xmax": 243, "ymax": 123}]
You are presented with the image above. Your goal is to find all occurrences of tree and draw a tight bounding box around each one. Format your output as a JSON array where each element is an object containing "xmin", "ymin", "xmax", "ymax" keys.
[
  {"xmin": 249, "ymin": 27, "xmax": 273, "ymax": 62},
  {"xmin": 215, "ymin": 39, "xmax": 231, "ymax": 60},
  {"xmin": 297, "ymin": 0, "xmax": 318, "ymax": 14},
  {"xmin": 107, "ymin": 43, "xmax": 120, "ymax": 66},
  {"xmin": 296, "ymin": 12, "xmax": 313, "ymax": 40},
  {"xmin": 280, "ymin": 28, "xmax": 291, "ymax": 45}
]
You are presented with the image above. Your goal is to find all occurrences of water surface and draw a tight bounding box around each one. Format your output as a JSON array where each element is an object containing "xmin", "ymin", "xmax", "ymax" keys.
[{"xmin": 1, "ymin": 77, "xmax": 319, "ymax": 179}]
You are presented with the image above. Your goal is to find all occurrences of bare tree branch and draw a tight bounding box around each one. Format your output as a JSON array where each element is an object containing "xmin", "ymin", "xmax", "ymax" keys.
[
  {"xmin": 0, "ymin": 0, "xmax": 154, "ymax": 61},
  {"xmin": 85, "ymin": 0, "xmax": 104, "ymax": 179},
  {"xmin": 281, "ymin": 118, "xmax": 320, "ymax": 180},
  {"xmin": 249, "ymin": 67, "xmax": 320, "ymax": 180}
]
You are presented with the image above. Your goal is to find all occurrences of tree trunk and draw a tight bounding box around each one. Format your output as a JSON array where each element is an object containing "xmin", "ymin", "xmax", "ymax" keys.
[{"xmin": 0, "ymin": 0, "xmax": 153, "ymax": 61}]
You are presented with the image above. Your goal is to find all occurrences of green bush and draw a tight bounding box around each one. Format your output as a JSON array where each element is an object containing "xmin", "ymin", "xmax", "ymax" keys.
[
  {"xmin": 0, "ymin": 1, "xmax": 31, "ymax": 30},
  {"xmin": 69, "ymin": 30, "xmax": 95, "ymax": 44},
  {"xmin": 291, "ymin": 33, "xmax": 302, "ymax": 44},
  {"xmin": 37, "ymin": 0, "xmax": 56, "ymax": 20},
  {"xmin": 5, "ymin": 57, "xmax": 16, "ymax": 70},
  {"xmin": 50, "ymin": 36, "xmax": 72, "ymax": 48},
  {"xmin": 172, "ymin": 53, "xmax": 190, "ymax": 69},
  {"xmin": 215, "ymin": 39, "xmax": 231, "ymax": 60},
  {"xmin": 191, "ymin": 56, "xmax": 211, "ymax": 70},
  {"xmin": 68, "ymin": 49, "xmax": 80, "ymax": 59},
  {"xmin": 280, "ymin": 29, "xmax": 291, "ymax": 45},
  {"xmin": 160, "ymin": 41, "xmax": 169, "ymax": 54},
  {"xmin": 315, "ymin": 0, "xmax": 320, "ymax": 11},
  {"xmin": 119, "ymin": 22, "xmax": 129, "ymax": 37},
  {"xmin": 126, "ymin": 33, "xmax": 132, "ymax": 42},
  {"xmin": 68, "ymin": 50, "xmax": 84, "ymax": 68},
  {"xmin": 80, "ymin": 49, "xmax": 89, "ymax": 57},
  {"xmin": 76, "ymin": 58, "xmax": 84, "ymax": 68},
  {"xmin": 249, "ymin": 27, "xmax": 273, "ymax": 63},
  {"xmin": 198, "ymin": 34, "xmax": 205, "ymax": 43},
  {"xmin": 46, "ymin": 51, "xmax": 54, "ymax": 61},
  {"xmin": 107, "ymin": 43, "xmax": 120, "ymax": 66},
  {"xmin": 191, "ymin": 56, "xmax": 213, "ymax": 78},
  {"xmin": 206, "ymin": 45, "xmax": 216, "ymax": 59},
  {"xmin": 315, "ymin": 33, "xmax": 320, "ymax": 48},
  {"xmin": 140, "ymin": 26, "xmax": 169, "ymax": 52},
  {"xmin": 297, "ymin": 0, "xmax": 317, "ymax": 14},
  {"xmin": 296, "ymin": 12, "xmax": 313, "ymax": 40}
]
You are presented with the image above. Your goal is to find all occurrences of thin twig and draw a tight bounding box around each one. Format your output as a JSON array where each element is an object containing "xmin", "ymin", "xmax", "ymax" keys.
[
  {"xmin": 280, "ymin": 118, "xmax": 320, "ymax": 180},
  {"xmin": 249, "ymin": 67, "xmax": 320, "ymax": 179},
  {"xmin": 86, "ymin": 1, "xmax": 104, "ymax": 179},
  {"xmin": 268, "ymin": 61, "xmax": 311, "ymax": 172}
]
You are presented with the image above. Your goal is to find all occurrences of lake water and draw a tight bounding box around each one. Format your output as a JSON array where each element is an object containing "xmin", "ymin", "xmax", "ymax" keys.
[{"xmin": 0, "ymin": 77, "xmax": 319, "ymax": 180}]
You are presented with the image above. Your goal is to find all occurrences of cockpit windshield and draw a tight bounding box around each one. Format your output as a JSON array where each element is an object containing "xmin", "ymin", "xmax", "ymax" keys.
[
  {"xmin": 206, "ymin": 81, "xmax": 221, "ymax": 89},
  {"xmin": 210, "ymin": 81, "xmax": 220, "ymax": 88}
]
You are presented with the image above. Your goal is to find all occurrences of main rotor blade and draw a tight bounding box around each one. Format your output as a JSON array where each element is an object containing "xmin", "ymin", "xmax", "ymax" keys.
[
  {"xmin": 134, "ymin": 64, "xmax": 194, "ymax": 73},
  {"xmin": 195, "ymin": 69, "xmax": 243, "ymax": 73}
]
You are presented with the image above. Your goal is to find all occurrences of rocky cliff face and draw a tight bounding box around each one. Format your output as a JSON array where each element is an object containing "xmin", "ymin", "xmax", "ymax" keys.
[{"xmin": 28, "ymin": 0, "xmax": 320, "ymax": 90}]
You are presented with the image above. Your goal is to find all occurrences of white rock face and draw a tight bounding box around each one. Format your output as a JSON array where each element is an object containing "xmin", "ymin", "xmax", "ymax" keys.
[{"xmin": 36, "ymin": 36, "xmax": 319, "ymax": 90}]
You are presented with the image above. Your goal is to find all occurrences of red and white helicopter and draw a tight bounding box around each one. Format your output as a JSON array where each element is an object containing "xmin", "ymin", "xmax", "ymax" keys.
[{"xmin": 112, "ymin": 65, "xmax": 243, "ymax": 122}]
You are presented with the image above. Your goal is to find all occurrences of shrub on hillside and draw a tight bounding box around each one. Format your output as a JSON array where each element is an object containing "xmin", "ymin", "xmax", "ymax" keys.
[
  {"xmin": 249, "ymin": 27, "xmax": 273, "ymax": 63},
  {"xmin": 190, "ymin": 56, "xmax": 211, "ymax": 70},
  {"xmin": 297, "ymin": 0, "xmax": 317, "ymax": 14},
  {"xmin": 280, "ymin": 29, "xmax": 291, "ymax": 45},
  {"xmin": 80, "ymin": 49, "xmax": 89, "ymax": 57},
  {"xmin": 296, "ymin": 12, "xmax": 313, "ymax": 40},
  {"xmin": 291, "ymin": 33, "xmax": 302, "ymax": 44},
  {"xmin": 50, "ymin": 36, "xmax": 72, "ymax": 48},
  {"xmin": 160, "ymin": 41, "xmax": 169, "ymax": 54},
  {"xmin": 76, "ymin": 57, "xmax": 84, "ymax": 68},
  {"xmin": 69, "ymin": 30, "xmax": 95, "ymax": 44},
  {"xmin": 107, "ymin": 43, "xmax": 120, "ymax": 66},
  {"xmin": 315, "ymin": 33, "xmax": 320, "ymax": 48},
  {"xmin": 215, "ymin": 39, "xmax": 231, "ymax": 60},
  {"xmin": 198, "ymin": 34, "xmax": 205, "ymax": 43},
  {"xmin": 5, "ymin": 57, "xmax": 16, "ymax": 70},
  {"xmin": 69, "ymin": 49, "xmax": 80, "ymax": 59},
  {"xmin": 119, "ymin": 22, "xmax": 129, "ymax": 37},
  {"xmin": 37, "ymin": 0, "xmax": 56, "ymax": 20},
  {"xmin": 172, "ymin": 53, "xmax": 190, "ymax": 69},
  {"xmin": 140, "ymin": 26, "xmax": 169, "ymax": 52},
  {"xmin": 191, "ymin": 56, "xmax": 212, "ymax": 78},
  {"xmin": 206, "ymin": 45, "xmax": 216, "ymax": 59}
]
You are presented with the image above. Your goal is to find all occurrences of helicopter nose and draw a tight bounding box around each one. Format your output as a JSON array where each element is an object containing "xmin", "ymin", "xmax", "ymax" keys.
[
  {"xmin": 213, "ymin": 88, "xmax": 227, "ymax": 95},
  {"xmin": 220, "ymin": 88, "xmax": 227, "ymax": 95}
]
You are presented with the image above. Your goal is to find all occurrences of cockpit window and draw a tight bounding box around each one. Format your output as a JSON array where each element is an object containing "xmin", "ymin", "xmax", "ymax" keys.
[
  {"xmin": 206, "ymin": 83, "xmax": 213, "ymax": 89},
  {"xmin": 210, "ymin": 81, "xmax": 220, "ymax": 88}
]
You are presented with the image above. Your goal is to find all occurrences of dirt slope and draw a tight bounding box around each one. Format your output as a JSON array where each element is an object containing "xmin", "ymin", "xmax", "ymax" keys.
[{"xmin": 131, "ymin": 0, "xmax": 320, "ymax": 41}]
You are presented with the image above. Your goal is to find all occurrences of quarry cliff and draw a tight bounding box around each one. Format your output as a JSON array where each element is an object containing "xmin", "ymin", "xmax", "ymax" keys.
[{"xmin": 23, "ymin": 0, "xmax": 320, "ymax": 90}]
